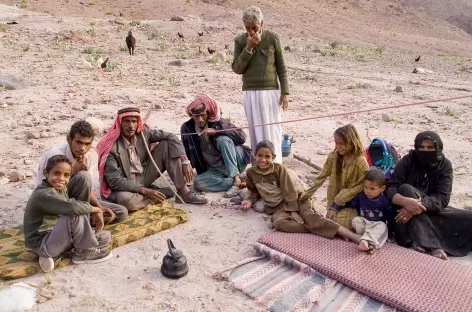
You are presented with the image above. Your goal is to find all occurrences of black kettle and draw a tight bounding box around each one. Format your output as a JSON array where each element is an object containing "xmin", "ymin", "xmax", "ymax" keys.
[{"xmin": 161, "ymin": 239, "xmax": 189, "ymax": 279}]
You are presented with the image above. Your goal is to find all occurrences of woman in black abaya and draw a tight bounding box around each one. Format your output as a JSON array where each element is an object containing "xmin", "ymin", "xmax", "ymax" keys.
[{"xmin": 386, "ymin": 131, "xmax": 472, "ymax": 259}]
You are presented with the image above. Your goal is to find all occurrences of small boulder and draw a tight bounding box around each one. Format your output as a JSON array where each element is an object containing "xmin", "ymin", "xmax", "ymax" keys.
[
  {"xmin": 154, "ymin": 104, "xmax": 162, "ymax": 109},
  {"xmin": 8, "ymin": 170, "xmax": 25, "ymax": 182},
  {"xmin": 85, "ymin": 117, "xmax": 104, "ymax": 135},
  {"xmin": 412, "ymin": 67, "xmax": 426, "ymax": 74},
  {"xmin": 0, "ymin": 75, "xmax": 28, "ymax": 90},
  {"xmin": 25, "ymin": 131, "xmax": 40, "ymax": 139},
  {"xmin": 169, "ymin": 59, "xmax": 189, "ymax": 67},
  {"xmin": 395, "ymin": 86, "xmax": 403, "ymax": 92},
  {"xmin": 284, "ymin": 46, "xmax": 292, "ymax": 52},
  {"xmin": 1, "ymin": 103, "xmax": 7, "ymax": 109},
  {"xmin": 382, "ymin": 113, "xmax": 393, "ymax": 122},
  {"xmin": 170, "ymin": 16, "xmax": 185, "ymax": 22}
]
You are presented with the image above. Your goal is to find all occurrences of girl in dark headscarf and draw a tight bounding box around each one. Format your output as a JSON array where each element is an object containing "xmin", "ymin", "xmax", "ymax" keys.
[{"xmin": 386, "ymin": 131, "xmax": 472, "ymax": 259}]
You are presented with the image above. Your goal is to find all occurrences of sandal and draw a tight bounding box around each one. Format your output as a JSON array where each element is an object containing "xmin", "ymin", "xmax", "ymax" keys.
[
  {"xmin": 230, "ymin": 197, "xmax": 242, "ymax": 205},
  {"xmin": 224, "ymin": 185, "xmax": 240, "ymax": 198},
  {"xmin": 175, "ymin": 191, "xmax": 208, "ymax": 205}
]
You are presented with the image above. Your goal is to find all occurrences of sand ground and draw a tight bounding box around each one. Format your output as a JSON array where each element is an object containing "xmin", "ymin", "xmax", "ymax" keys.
[{"xmin": 0, "ymin": 1, "xmax": 472, "ymax": 311}]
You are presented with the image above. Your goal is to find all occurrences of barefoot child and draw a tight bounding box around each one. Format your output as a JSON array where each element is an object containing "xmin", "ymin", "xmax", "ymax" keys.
[
  {"xmin": 339, "ymin": 168, "xmax": 392, "ymax": 253},
  {"xmin": 241, "ymin": 141, "xmax": 360, "ymax": 242},
  {"xmin": 24, "ymin": 155, "xmax": 113, "ymax": 273},
  {"xmin": 300, "ymin": 124, "xmax": 370, "ymax": 229}
]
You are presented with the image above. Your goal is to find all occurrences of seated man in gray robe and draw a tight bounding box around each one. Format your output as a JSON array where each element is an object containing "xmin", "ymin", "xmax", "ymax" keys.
[{"xmin": 98, "ymin": 107, "xmax": 207, "ymax": 211}]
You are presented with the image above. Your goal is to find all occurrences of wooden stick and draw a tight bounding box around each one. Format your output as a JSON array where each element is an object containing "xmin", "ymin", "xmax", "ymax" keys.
[{"xmin": 293, "ymin": 154, "xmax": 322, "ymax": 171}]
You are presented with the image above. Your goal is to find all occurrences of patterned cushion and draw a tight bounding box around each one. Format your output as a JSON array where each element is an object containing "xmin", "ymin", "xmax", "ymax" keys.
[
  {"xmin": 0, "ymin": 201, "xmax": 188, "ymax": 280},
  {"xmin": 258, "ymin": 232, "xmax": 472, "ymax": 312}
]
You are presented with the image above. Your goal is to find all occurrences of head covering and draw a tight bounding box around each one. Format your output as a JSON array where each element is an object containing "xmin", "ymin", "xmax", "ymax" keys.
[
  {"xmin": 117, "ymin": 107, "xmax": 140, "ymax": 114},
  {"xmin": 186, "ymin": 94, "xmax": 222, "ymax": 122},
  {"xmin": 413, "ymin": 131, "xmax": 445, "ymax": 173},
  {"xmin": 97, "ymin": 108, "xmax": 144, "ymax": 198}
]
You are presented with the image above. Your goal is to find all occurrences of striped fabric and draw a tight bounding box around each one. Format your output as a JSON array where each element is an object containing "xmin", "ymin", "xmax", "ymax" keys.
[{"xmin": 227, "ymin": 243, "xmax": 396, "ymax": 312}]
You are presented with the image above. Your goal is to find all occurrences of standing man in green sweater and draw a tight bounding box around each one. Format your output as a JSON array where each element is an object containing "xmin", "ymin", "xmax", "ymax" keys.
[{"xmin": 232, "ymin": 5, "xmax": 290, "ymax": 164}]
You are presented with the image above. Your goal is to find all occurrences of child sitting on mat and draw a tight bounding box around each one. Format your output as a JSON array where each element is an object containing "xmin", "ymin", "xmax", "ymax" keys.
[
  {"xmin": 300, "ymin": 124, "xmax": 370, "ymax": 230},
  {"xmin": 334, "ymin": 168, "xmax": 392, "ymax": 253},
  {"xmin": 241, "ymin": 140, "xmax": 361, "ymax": 242},
  {"xmin": 24, "ymin": 155, "xmax": 112, "ymax": 273}
]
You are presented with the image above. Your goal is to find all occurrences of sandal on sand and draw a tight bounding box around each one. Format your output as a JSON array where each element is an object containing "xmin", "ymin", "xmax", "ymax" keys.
[
  {"xmin": 224, "ymin": 185, "xmax": 240, "ymax": 198},
  {"xmin": 175, "ymin": 192, "xmax": 208, "ymax": 205}
]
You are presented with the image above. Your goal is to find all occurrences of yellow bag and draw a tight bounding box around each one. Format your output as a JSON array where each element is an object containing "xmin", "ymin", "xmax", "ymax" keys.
[{"xmin": 335, "ymin": 208, "xmax": 358, "ymax": 231}]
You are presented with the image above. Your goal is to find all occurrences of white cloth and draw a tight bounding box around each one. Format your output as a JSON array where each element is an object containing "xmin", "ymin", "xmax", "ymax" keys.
[
  {"xmin": 243, "ymin": 90, "xmax": 282, "ymax": 164},
  {"xmin": 35, "ymin": 143, "xmax": 94, "ymax": 186}
]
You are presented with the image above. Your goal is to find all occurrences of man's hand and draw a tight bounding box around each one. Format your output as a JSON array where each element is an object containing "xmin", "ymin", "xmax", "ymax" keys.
[
  {"xmin": 291, "ymin": 212, "xmax": 304, "ymax": 224},
  {"xmin": 142, "ymin": 188, "xmax": 166, "ymax": 204},
  {"xmin": 402, "ymin": 197, "xmax": 426, "ymax": 215},
  {"xmin": 280, "ymin": 94, "xmax": 288, "ymax": 111},
  {"xmin": 198, "ymin": 128, "xmax": 217, "ymax": 136},
  {"xmin": 72, "ymin": 156, "xmax": 88, "ymax": 175},
  {"xmin": 246, "ymin": 32, "xmax": 261, "ymax": 51},
  {"xmin": 396, "ymin": 208, "xmax": 414, "ymax": 224},
  {"xmin": 91, "ymin": 210, "xmax": 105, "ymax": 233},
  {"xmin": 326, "ymin": 210, "xmax": 337, "ymax": 220},
  {"xmin": 241, "ymin": 200, "xmax": 252, "ymax": 211},
  {"xmin": 182, "ymin": 163, "xmax": 194, "ymax": 184},
  {"xmin": 100, "ymin": 206, "xmax": 116, "ymax": 224}
]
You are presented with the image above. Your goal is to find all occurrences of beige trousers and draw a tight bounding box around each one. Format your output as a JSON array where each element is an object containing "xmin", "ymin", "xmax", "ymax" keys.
[{"xmin": 352, "ymin": 216, "xmax": 388, "ymax": 249}]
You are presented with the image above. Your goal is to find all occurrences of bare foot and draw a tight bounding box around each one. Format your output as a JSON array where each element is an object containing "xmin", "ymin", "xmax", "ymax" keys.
[
  {"xmin": 431, "ymin": 249, "xmax": 448, "ymax": 260},
  {"xmin": 412, "ymin": 243, "xmax": 426, "ymax": 253},
  {"xmin": 337, "ymin": 226, "xmax": 361, "ymax": 243},
  {"xmin": 359, "ymin": 240, "xmax": 375, "ymax": 254},
  {"xmin": 359, "ymin": 240, "xmax": 370, "ymax": 251}
]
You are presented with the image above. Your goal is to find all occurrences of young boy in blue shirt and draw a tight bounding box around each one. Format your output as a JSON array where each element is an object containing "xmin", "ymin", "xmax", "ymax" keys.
[{"xmin": 333, "ymin": 168, "xmax": 392, "ymax": 253}]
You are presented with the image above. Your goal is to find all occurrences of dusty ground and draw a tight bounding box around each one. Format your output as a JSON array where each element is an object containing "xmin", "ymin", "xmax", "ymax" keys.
[{"xmin": 1, "ymin": 0, "xmax": 472, "ymax": 311}]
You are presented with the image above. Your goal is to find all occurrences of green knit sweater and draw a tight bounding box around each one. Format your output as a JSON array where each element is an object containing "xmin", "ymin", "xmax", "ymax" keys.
[
  {"xmin": 24, "ymin": 182, "xmax": 93, "ymax": 249},
  {"xmin": 232, "ymin": 30, "xmax": 289, "ymax": 95}
]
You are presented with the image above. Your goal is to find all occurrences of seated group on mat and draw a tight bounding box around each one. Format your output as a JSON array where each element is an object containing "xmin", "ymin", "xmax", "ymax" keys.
[{"xmin": 23, "ymin": 92, "xmax": 472, "ymax": 274}]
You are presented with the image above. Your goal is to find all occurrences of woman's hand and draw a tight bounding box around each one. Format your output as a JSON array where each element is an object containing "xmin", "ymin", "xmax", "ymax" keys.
[
  {"xmin": 280, "ymin": 94, "xmax": 288, "ymax": 111},
  {"xmin": 241, "ymin": 200, "xmax": 252, "ymax": 211},
  {"xmin": 291, "ymin": 212, "xmax": 304, "ymax": 224},
  {"xmin": 402, "ymin": 197, "xmax": 426, "ymax": 215},
  {"xmin": 396, "ymin": 208, "xmax": 414, "ymax": 224}
]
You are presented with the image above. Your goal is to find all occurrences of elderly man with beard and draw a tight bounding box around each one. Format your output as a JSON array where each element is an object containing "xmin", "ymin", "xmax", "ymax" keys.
[
  {"xmin": 98, "ymin": 107, "xmax": 207, "ymax": 211},
  {"xmin": 181, "ymin": 94, "xmax": 251, "ymax": 197}
]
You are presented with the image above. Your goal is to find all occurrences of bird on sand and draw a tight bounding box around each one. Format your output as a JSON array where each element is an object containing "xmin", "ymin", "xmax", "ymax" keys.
[
  {"xmin": 415, "ymin": 55, "xmax": 421, "ymax": 62},
  {"xmin": 178, "ymin": 32, "xmax": 184, "ymax": 39},
  {"xmin": 207, "ymin": 47, "xmax": 216, "ymax": 54},
  {"xmin": 101, "ymin": 58, "xmax": 109, "ymax": 69},
  {"xmin": 126, "ymin": 31, "xmax": 135, "ymax": 55}
]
